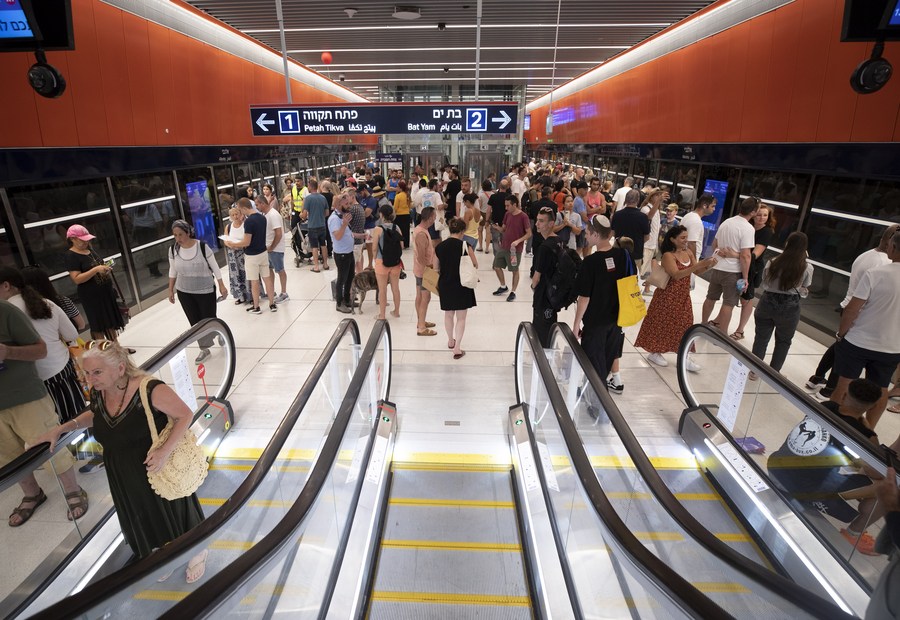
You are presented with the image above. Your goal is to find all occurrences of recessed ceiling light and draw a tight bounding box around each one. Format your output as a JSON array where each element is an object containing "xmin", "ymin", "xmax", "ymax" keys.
[{"xmin": 392, "ymin": 6, "xmax": 421, "ymax": 20}]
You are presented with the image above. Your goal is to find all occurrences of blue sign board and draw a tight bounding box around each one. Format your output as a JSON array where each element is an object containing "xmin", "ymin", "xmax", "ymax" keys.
[{"xmin": 250, "ymin": 103, "xmax": 518, "ymax": 137}]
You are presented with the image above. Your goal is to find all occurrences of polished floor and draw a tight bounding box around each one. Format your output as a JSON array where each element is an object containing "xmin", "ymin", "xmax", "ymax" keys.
[{"xmin": 3, "ymin": 243, "xmax": 897, "ymax": 610}]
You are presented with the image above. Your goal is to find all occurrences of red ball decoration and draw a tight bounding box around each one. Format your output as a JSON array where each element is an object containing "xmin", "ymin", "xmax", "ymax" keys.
[{"xmin": 321, "ymin": 52, "xmax": 333, "ymax": 65}]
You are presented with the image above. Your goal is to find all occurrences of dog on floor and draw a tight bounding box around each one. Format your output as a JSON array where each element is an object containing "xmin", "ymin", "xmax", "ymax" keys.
[{"xmin": 350, "ymin": 268, "xmax": 378, "ymax": 314}]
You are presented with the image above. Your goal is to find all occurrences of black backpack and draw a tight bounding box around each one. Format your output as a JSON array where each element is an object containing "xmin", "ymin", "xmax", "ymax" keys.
[
  {"xmin": 545, "ymin": 241, "xmax": 582, "ymax": 311},
  {"xmin": 379, "ymin": 225, "xmax": 403, "ymax": 267}
]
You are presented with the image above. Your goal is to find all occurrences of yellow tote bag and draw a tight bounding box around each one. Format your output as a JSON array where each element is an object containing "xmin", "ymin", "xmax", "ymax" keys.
[{"xmin": 617, "ymin": 252, "xmax": 646, "ymax": 327}]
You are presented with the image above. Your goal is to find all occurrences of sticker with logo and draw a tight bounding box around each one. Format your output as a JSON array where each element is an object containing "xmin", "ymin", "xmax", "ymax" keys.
[{"xmin": 787, "ymin": 417, "xmax": 830, "ymax": 456}]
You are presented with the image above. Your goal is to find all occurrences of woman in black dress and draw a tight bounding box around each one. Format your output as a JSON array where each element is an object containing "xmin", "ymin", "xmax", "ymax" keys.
[
  {"xmin": 35, "ymin": 340, "xmax": 208, "ymax": 583},
  {"xmin": 434, "ymin": 217, "xmax": 477, "ymax": 360},
  {"xmin": 64, "ymin": 224, "xmax": 126, "ymax": 343}
]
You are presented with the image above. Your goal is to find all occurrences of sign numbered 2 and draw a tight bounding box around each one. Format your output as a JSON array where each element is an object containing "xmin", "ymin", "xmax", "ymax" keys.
[{"xmin": 465, "ymin": 108, "xmax": 488, "ymax": 132}]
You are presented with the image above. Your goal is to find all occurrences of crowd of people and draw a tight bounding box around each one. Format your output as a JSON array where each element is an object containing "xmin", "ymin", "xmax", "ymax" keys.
[{"xmin": 1, "ymin": 158, "xmax": 899, "ymax": 595}]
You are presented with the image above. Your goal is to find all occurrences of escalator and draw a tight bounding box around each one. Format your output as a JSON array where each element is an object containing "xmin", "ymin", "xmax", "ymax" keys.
[
  {"xmin": 21, "ymin": 318, "xmax": 364, "ymax": 619},
  {"xmin": 539, "ymin": 321, "xmax": 882, "ymax": 617}
]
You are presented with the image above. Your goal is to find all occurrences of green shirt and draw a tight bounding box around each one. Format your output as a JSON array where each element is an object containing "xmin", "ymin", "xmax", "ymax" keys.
[{"xmin": 0, "ymin": 300, "xmax": 47, "ymax": 410}]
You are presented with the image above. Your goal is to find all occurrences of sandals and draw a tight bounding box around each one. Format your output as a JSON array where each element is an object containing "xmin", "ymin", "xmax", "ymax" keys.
[
  {"xmin": 888, "ymin": 403, "xmax": 900, "ymax": 414},
  {"xmin": 311, "ymin": 267, "xmax": 321, "ymax": 273},
  {"xmin": 65, "ymin": 488, "xmax": 89, "ymax": 521},
  {"xmin": 425, "ymin": 322, "xmax": 436, "ymax": 328},
  {"xmin": 453, "ymin": 351, "xmax": 466, "ymax": 360},
  {"xmin": 9, "ymin": 489, "xmax": 47, "ymax": 527},
  {"xmin": 707, "ymin": 320, "xmax": 721, "ymax": 330},
  {"xmin": 417, "ymin": 328, "xmax": 437, "ymax": 336},
  {"xmin": 729, "ymin": 331, "xmax": 745, "ymax": 341},
  {"xmin": 447, "ymin": 339, "xmax": 456, "ymax": 350},
  {"xmin": 186, "ymin": 549, "xmax": 209, "ymax": 584}
]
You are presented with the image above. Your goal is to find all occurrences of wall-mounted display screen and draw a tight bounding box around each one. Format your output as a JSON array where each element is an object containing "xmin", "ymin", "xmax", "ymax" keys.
[
  {"xmin": 0, "ymin": 0, "xmax": 37, "ymax": 42},
  {"xmin": 185, "ymin": 180, "xmax": 219, "ymax": 251},
  {"xmin": 882, "ymin": 0, "xmax": 900, "ymax": 28},
  {"xmin": 701, "ymin": 179, "xmax": 729, "ymax": 258}
]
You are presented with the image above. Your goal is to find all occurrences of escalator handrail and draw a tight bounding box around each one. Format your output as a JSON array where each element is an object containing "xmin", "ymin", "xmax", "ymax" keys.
[
  {"xmin": 552, "ymin": 322, "xmax": 854, "ymax": 619},
  {"xmin": 516, "ymin": 322, "xmax": 732, "ymax": 620},
  {"xmin": 0, "ymin": 317, "xmax": 236, "ymax": 495},
  {"xmin": 158, "ymin": 320, "xmax": 391, "ymax": 619},
  {"xmin": 28, "ymin": 318, "xmax": 362, "ymax": 620},
  {"xmin": 677, "ymin": 324, "xmax": 890, "ymax": 476}
]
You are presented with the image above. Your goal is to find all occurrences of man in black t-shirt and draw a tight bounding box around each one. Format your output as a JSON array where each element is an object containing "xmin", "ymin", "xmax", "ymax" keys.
[
  {"xmin": 610, "ymin": 189, "xmax": 650, "ymax": 269},
  {"xmin": 530, "ymin": 186, "xmax": 558, "ymax": 258},
  {"xmin": 444, "ymin": 168, "xmax": 461, "ymax": 219},
  {"xmin": 573, "ymin": 215, "xmax": 628, "ymax": 385},
  {"xmin": 487, "ymin": 179, "xmax": 510, "ymax": 253},
  {"xmin": 531, "ymin": 207, "xmax": 561, "ymax": 347}
]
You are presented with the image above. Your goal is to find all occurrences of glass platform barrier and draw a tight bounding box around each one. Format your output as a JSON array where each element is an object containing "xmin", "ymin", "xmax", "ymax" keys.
[
  {"xmin": 0, "ymin": 317, "xmax": 237, "ymax": 619},
  {"xmin": 536, "ymin": 322, "xmax": 853, "ymax": 619},
  {"xmin": 21, "ymin": 318, "xmax": 363, "ymax": 620},
  {"xmin": 674, "ymin": 323, "xmax": 896, "ymax": 617},
  {"xmin": 132, "ymin": 320, "xmax": 392, "ymax": 619}
]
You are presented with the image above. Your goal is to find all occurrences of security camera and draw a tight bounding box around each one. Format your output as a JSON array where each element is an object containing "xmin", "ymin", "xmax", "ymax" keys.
[
  {"xmin": 437, "ymin": 22, "xmax": 446, "ymax": 31},
  {"xmin": 28, "ymin": 50, "xmax": 66, "ymax": 99},
  {"xmin": 339, "ymin": 73, "xmax": 346, "ymax": 82},
  {"xmin": 850, "ymin": 41, "xmax": 892, "ymax": 94}
]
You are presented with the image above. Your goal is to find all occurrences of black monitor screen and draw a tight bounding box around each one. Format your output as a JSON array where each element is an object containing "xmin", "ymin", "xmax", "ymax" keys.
[{"xmin": 0, "ymin": 0, "xmax": 38, "ymax": 43}]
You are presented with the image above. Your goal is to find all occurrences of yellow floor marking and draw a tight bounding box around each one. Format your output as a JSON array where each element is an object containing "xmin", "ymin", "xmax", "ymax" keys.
[
  {"xmin": 389, "ymin": 497, "xmax": 514, "ymax": 509},
  {"xmin": 590, "ymin": 455, "xmax": 698, "ymax": 470},
  {"xmin": 715, "ymin": 533, "xmax": 753, "ymax": 543},
  {"xmin": 403, "ymin": 452, "xmax": 512, "ymax": 467},
  {"xmin": 381, "ymin": 539, "xmax": 521, "ymax": 553},
  {"xmin": 693, "ymin": 582, "xmax": 751, "ymax": 594},
  {"xmin": 392, "ymin": 462, "xmax": 509, "ymax": 473},
  {"xmin": 134, "ymin": 590, "xmax": 189, "ymax": 602},
  {"xmin": 199, "ymin": 498, "xmax": 291, "ymax": 509},
  {"xmin": 209, "ymin": 539, "xmax": 255, "ymax": 551},
  {"xmin": 370, "ymin": 591, "xmax": 530, "ymax": 607},
  {"xmin": 208, "ymin": 463, "xmax": 310, "ymax": 473}
]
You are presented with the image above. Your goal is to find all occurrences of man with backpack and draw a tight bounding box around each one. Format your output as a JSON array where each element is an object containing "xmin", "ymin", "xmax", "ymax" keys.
[
  {"xmin": 531, "ymin": 206, "xmax": 578, "ymax": 348},
  {"xmin": 373, "ymin": 205, "xmax": 404, "ymax": 320}
]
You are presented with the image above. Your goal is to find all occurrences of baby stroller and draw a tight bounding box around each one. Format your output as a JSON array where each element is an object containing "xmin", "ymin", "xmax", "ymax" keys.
[{"xmin": 291, "ymin": 221, "xmax": 313, "ymax": 267}]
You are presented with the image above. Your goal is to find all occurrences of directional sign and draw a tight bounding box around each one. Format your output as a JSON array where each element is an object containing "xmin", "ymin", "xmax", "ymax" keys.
[{"xmin": 250, "ymin": 103, "xmax": 518, "ymax": 137}]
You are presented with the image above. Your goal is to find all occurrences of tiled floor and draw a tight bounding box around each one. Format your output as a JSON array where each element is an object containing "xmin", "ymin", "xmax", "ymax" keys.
[{"xmin": 3, "ymin": 244, "xmax": 895, "ymax": 605}]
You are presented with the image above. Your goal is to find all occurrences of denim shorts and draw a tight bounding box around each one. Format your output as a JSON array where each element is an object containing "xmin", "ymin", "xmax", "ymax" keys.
[{"xmin": 268, "ymin": 251, "xmax": 285, "ymax": 272}]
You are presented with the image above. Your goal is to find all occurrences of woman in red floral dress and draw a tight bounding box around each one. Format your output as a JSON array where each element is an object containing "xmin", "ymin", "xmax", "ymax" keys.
[{"xmin": 635, "ymin": 225, "xmax": 718, "ymax": 370}]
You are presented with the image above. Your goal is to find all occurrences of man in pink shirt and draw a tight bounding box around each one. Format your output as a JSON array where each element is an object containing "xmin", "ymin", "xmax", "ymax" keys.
[{"xmin": 491, "ymin": 195, "xmax": 532, "ymax": 302}]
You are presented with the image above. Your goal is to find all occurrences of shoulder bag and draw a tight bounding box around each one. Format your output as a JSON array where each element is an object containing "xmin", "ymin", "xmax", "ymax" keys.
[
  {"xmin": 140, "ymin": 377, "xmax": 209, "ymax": 500},
  {"xmin": 458, "ymin": 241, "xmax": 478, "ymax": 289},
  {"xmin": 646, "ymin": 261, "xmax": 670, "ymax": 290}
]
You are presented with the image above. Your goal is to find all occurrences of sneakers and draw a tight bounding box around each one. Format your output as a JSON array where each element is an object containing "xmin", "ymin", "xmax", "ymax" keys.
[
  {"xmin": 195, "ymin": 349, "xmax": 211, "ymax": 364},
  {"xmin": 506, "ymin": 292, "xmax": 517, "ymax": 302},
  {"xmin": 814, "ymin": 387, "xmax": 833, "ymax": 402},
  {"xmin": 336, "ymin": 304, "xmax": 352, "ymax": 314},
  {"xmin": 685, "ymin": 357, "xmax": 702, "ymax": 373},
  {"xmin": 606, "ymin": 377, "xmax": 624, "ymax": 394},
  {"xmin": 492, "ymin": 286, "xmax": 509, "ymax": 296},
  {"xmin": 248, "ymin": 306, "xmax": 262, "ymax": 315},
  {"xmin": 269, "ymin": 304, "xmax": 277, "ymax": 312},
  {"xmin": 274, "ymin": 293, "xmax": 290, "ymax": 304},
  {"xmin": 806, "ymin": 375, "xmax": 827, "ymax": 390},
  {"xmin": 78, "ymin": 455, "xmax": 105, "ymax": 474},
  {"xmin": 647, "ymin": 353, "xmax": 668, "ymax": 367},
  {"xmin": 840, "ymin": 528, "xmax": 880, "ymax": 556}
]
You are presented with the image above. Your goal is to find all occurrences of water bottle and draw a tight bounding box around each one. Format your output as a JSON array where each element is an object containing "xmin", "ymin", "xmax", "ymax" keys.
[
  {"xmin": 510, "ymin": 251, "xmax": 518, "ymax": 267},
  {"xmin": 736, "ymin": 278, "xmax": 747, "ymax": 293}
]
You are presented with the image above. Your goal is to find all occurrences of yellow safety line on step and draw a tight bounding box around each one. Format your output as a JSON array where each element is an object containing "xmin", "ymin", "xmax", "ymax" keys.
[
  {"xmin": 370, "ymin": 591, "xmax": 531, "ymax": 607},
  {"xmin": 134, "ymin": 590, "xmax": 189, "ymax": 602},
  {"xmin": 212, "ymin": 447, "xmax": 317, "ymax": 460},
  {"xmin": 715, "ymin": 533, "xmax": 753, "ymax": 543},
  {"xmin": 605, "ymin": 491, "xmax": 719, "ymax": 501},
  {"xmin": 589, "ymin": 455, "xmax": 698, "ymax": 470},
  {"xmin": 392, "ymin": 462, "xmax": 509, "ymax": 473},
  {"xmin": 389, "ymin": 497, "xmax": 514, "ymax": 509},
  {"xmin": 402, "ymin": 452, "xmax": 512, "ymax": 467},
  {"xmin": 633, "ymin": 531, "xmax": 684, "ymax": 541},
  {"xmin": 209, "ymin": 539, "xmax": 255, "ymax": 551},
  {"xmin": 199, "ymin": 498, "xmax": 291, "ymax": 509},
  {"xmin": 381, "ymin": 539, "xmax": 522, "ymax": 553},
  {"xmin": 208, "ymin": 463, "xmax": 310, "ymax": 473}
]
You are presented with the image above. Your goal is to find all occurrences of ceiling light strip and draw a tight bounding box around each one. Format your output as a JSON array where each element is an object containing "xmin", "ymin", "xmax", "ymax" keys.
[
  {"xmin": 244, "ymin": 23, "xmax": 670, "ymax": 34},
  {"xmin": 307, "ymin": 61, "xmax": 600, "ymax": 68},
  {"xmin": 288, "ymin": 46, "xmax": 627, "ymax": 53},
  {"xmin": 22, "ymin": 208, "xmax": 111, "ymax": 229},
  {"xmin": 738, "ymin": 194, "xmax": 800, "ymax": 210},
  {"xmin": 317, "ymin": 67, "xmax": 591, "ymax": 73},
  {"xmin": 120, "ymin": 194, "xmax": 177, "ymax": 210},
  {"xmin": 527, "ymin": 0, "xmax": 793, "ymax": 112},
  {"xmin": 342, "ymin": 78, "xmax": 559, "ymax": 83},
  {"xmin": 99, "ymin": 0, "xmax": 366, "ymax": 103}
]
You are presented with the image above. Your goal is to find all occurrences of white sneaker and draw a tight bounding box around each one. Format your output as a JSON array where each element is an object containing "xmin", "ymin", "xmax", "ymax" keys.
[
  {"xmin": 275, "ymin": 292, "xmax": 290, "ymax": 304},
  {"xmin": 647, "ymin": 353, "xmax": 668, "ymax": 367},
  {"xmin": 685, "ymin": 357, "xmax": 702, "ymax": 373}
]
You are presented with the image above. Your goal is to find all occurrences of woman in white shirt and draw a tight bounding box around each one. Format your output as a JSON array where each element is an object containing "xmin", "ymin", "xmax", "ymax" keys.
[
  {"xmin": 167, "ymin": 220, "xmax": 228, "ymax": 363},
  {"xmin": 0, "ymin": 267, "xmax": 85, "ymax": 422},
  {"xmin": 224, "ymin": 207, "xmax": 251, "ymax": 305}
]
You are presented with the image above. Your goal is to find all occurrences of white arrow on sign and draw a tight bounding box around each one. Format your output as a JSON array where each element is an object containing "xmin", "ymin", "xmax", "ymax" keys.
[
  {"xmin": 256, "ymin": 113, "xmax": 276, "ymax": 132},
  {"xmin": 491, "ymin": 110, "xmax": 512, "ymax": 130}
]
